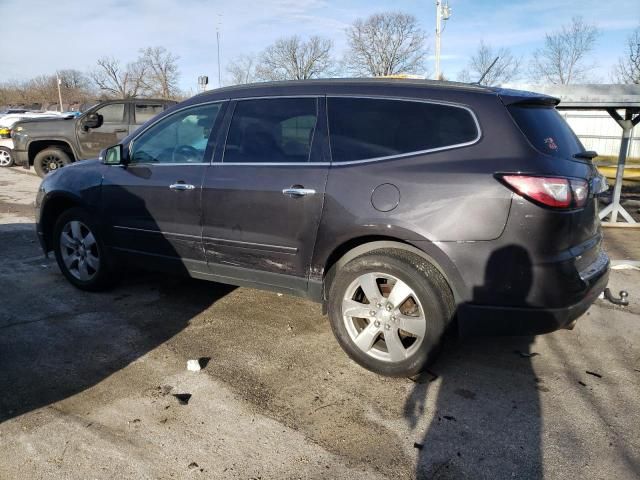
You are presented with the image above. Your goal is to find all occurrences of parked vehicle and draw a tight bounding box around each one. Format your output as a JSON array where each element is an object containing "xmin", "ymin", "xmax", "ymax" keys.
[
  {"xmin": 35, "ymin": 79, "xmax": 610, "ymax": 376},
  {"xmin": 11, "ymin": 99, "xmax": 176, "ymax": 176},
  {"xmin": 0, "ymin": 112, "xmax": 69, "ymax": 167}
]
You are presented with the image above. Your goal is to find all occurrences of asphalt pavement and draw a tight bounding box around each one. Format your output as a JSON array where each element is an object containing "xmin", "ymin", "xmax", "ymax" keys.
[{"xmin": 0, "ymin": 166, "xmax": 638, "ymax": 479}]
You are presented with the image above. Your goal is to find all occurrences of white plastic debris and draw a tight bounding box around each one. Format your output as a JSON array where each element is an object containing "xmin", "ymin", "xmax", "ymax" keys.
[{"xmin": 187, "ymin": 359, "xmax": 201, "ymax": 372}]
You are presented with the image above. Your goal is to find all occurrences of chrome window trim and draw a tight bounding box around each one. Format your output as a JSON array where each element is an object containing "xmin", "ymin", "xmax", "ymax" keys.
[
  {"xmin": 326, "ymin": 94, "xmax": 482, "ymax": 165},
  {"xmin": 109, "ymin": 162, "xmax": 210, "ymax": 167},
  {"xmin": 127, "ymin": 100, "xmax": 228, "ymax": 163},
  {"xmin": 210, "ymin": 162, "xmax": 330, "ymax": 167}
]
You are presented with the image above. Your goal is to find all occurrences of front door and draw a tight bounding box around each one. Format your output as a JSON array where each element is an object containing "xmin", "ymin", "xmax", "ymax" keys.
[
  {"xmin": 101, "ymin": 102, "xmax": 226, "ymax": 272},
  {"xmin": 77, "ymin": 102, "xmax": 129, "ymax": 159},
  {"xmin": 202, "ymin": 97, "xmax": 329, "ymax": 294}
]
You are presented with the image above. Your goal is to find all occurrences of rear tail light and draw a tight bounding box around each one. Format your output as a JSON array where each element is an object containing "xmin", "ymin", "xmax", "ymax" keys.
[{"xmin": 498, "ymin": 174, "xmax": 589, "ymax": 209}]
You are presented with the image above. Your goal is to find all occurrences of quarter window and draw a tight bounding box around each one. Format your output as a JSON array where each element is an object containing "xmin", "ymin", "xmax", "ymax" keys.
[
  {"xmin": 223, "ymin": 98, "xmax": 317, "ymax": 163},
  {"xmin": 130, "ymin": 103, "xmax": 221, "ymax": 164},
  {"xmin": 327, "ymin": 97, "xmax": 478, "ymax": 163}
]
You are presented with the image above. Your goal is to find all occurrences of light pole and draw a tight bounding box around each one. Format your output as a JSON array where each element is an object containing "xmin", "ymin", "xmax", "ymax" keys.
[
  {"xmin": 216, "ymin": 14, "xmax": 222, "ymax": 87},
  {"xmin": 56, "ymin": 73, "xmax": 63, "ymax": 112},
  {"xmin": 434, "ymin": 0, "xmax": 452, "ymax": 80}
]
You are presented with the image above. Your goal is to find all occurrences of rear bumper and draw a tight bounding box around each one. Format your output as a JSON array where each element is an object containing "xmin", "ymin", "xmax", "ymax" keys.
[{"xmin": 457, "ymin": 252, "xmax": 609, "ymax": 336}]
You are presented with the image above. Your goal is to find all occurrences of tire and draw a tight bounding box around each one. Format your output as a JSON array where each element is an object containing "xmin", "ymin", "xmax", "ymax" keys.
[
  {"xmin": 0, "ymin": 147, "xmax": 14, "ymax": 167},
  {"xmin": 327, "ymin": 249, "xmax": 454, "ymax": 377},
  {"xmin": 34, "ymin": 147, "xmax": 72, "ymax": 177},
  {"xmin": 52, "ymin": 207, "xmax": 118, "ymax": 291}
]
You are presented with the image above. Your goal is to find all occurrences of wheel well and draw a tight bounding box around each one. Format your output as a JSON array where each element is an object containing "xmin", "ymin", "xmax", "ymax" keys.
[
  {"xmin": 321, "ymin": 236, "xmax": 461, "ymax": 305},
  {"xmin": 40, "ymin": 196, "xmax": 78, "ymax": 252},
  {"xmin": 28, "ymin": 140, "xmax": 76, "ymax": 165}
]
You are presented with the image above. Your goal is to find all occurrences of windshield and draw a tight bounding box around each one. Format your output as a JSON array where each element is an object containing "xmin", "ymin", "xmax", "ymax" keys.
[{"xmin": 508, "ymin": 105, "xmax": 585, "ymax": 159}]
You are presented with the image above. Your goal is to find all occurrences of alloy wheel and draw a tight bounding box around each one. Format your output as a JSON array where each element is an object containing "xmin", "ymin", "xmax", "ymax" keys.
[
  {"xmin": 0, "ymin": 149, "xmax": 12, "ymax": 167},
  {"xmin": 59, "ymin": 220, "xmax": 100, "ymax": 281},
  {"xmin": 40, "ymin": 154, "xmax": 65, "ymax": 174},
  {"xmin": 342, "ymin": 272, "xmax": 426, "ymax": 363}
]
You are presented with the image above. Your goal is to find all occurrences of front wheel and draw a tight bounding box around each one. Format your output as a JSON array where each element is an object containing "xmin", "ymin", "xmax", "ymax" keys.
[
  {"xmin": 0, "ymin": 147, "xmax": 14, "ymax": 167},
  {"xmin": 34, "ymin": 148, "xmax": 71, "ymax": 177},
  {"xmin": 53, "ymin": 207, "xmax": 118, "ymax": 291},
  {"xmin": 327, "ymin": 250, "xmax": 454, "ymax": 377}
]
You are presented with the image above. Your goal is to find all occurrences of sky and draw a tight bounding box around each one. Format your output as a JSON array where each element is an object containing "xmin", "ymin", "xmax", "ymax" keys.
[{"xmin": 1, "ymin": 0, "xmax": 638, "ymax": 92}]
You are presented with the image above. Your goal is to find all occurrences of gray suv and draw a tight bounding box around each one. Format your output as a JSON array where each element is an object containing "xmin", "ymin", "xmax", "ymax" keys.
[
  {"xmin": 11, "ymin": 99, "xmax": 175, "ymax": 177},
  {"xmin": 35, "ymin": 79, "xmax": 609, "ymax": 376}
]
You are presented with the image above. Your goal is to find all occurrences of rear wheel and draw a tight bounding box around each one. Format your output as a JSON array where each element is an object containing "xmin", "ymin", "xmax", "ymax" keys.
[
  {"xmin": 0, "ymin": 147, "xmax": 14, "ymax": 167},
  {"xmin": 53, "ymin": 207, "xmax": 118, "ymax": 291},
  {"xmin": 327, "ymin": 249, "xmax": 454, "ymax": 377},
  {"xmin": 34, "ymin": 147, "xmax": 71, "ymax": 177}
]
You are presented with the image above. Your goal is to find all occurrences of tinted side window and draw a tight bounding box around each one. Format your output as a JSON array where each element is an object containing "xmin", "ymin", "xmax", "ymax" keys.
[
  {"xmin": 96, "ymin": 103, "xmax": 125, "ymax": 124},
  {"xmin": 327, "ymin": 97, "xmax": 478, "ymax": 163},
  {"xmin": 134, "ymin": 104, "xmax": 166, "ymax": 124},
  {"xmin": 224, "ymin": 98, "xmax": 317, "ymax": 163},
  {"xmin": 130, "ymin": 103, "xmax": 221, "ymax": 164},
  {"xmin": 508, "ymin": 105, "xmax": 585, "ymax": 159}
]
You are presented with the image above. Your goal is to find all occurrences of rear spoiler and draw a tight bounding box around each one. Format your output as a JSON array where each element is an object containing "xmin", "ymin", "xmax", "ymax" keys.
[{"xmin": 494, "ymin": 87, "xmax": 560, "ymax": 107}]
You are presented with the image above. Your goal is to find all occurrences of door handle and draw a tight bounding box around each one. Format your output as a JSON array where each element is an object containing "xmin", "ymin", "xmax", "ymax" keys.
[
  {"xmin": 114, "ymin": 129, "xmax": 128, "ymax": 133},
  {"xmin": 282, "ymin": 187, "xmax": 316, "ymax": 198},
  {"xmin": 170, "ymin": 183, "xmax": 195, "ymax": 191}
]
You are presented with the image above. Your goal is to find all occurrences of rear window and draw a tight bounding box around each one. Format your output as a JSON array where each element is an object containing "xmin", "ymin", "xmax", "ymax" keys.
[
  {"xmin": 508, "ymin": 105, "xmax": 585, "ymax": 159},
  {"xmin": 327, "ymin": 97, "xmax": 479, "ymax": 163},
  {"xmin": 135, "ymin": 104, "xmax": 166, "ymax": 124}
]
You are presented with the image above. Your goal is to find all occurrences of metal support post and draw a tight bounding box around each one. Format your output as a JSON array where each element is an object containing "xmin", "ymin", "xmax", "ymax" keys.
[{"xmin": 599, "ymin": 108, "xmax": 639, "ymax": 225}]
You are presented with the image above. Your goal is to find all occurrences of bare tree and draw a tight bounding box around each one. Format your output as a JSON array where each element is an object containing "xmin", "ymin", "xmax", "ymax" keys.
[
  {"xmin": 91, "ymin": 56, "xmax": 148, "ymax": 98},
  {"xmin": 255, "ymin": 36, "xmax": 334, "ymax": 81},
  {"xmin": 140, "ymin": 46, "xmax": 181, "ymax": 98},
  {"xmin": 529, "ymin": 16, "xmax": 599, "ymax": 84},
  {"xmin": 457, "ymin": 41, "xmax": 520, "ymax": 86},
  {"xmin": 343, "ymin": 12, "xmax": 428, "ymax": 77},
  {"xmin": 226, "ymin": 54, "xmax": 258, "ymax": 85},
  {"xmin": 612, "ymin": 27, "xmax": 640, "ymax": 84}
]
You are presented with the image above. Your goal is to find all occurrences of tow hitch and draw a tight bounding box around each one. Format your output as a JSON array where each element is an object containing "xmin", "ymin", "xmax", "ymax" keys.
[{"xmin": 603, "ymin": 288, "xmax": 629, "ymax": 306}]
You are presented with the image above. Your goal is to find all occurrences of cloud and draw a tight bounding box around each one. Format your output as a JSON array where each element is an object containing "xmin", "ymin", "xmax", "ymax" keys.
[{"xmin": 0, "ymin": 0, "xmax": 637, "ymax": 90}]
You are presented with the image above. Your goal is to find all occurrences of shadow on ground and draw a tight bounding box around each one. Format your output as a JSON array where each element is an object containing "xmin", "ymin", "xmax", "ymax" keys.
[
  {"xmin": 0, "ymin": 223, "xmax": 234, "ymax": 424},
  {"xmin": 407, "ymin": 245, "xmax": 545, "ymax": 479}
]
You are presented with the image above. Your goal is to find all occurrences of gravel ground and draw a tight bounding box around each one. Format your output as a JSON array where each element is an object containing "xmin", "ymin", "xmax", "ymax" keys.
[{"xmin": 0, "ymin": 165, "xmax": 638, "ymax": 480}]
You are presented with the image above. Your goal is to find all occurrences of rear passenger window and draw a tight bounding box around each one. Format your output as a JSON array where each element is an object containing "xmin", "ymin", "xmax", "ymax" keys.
[
  {"xmin": 327, "ymin": 97, "xmax": 478, "ymax": 163},
  {"xmin": 135, "ymin": 104, "xmax": 166, "ymax": 124},
  {"xmin": 223, "ymin": 98, "xmax": 317, "ymax": 163}
]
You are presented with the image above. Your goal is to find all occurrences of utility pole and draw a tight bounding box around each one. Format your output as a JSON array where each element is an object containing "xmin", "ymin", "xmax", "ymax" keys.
[
  {"xmin": 216, "ymin": 14, "xmax": 222, "ymax": 87},
  {"xmin": 56, "ymin": 73, "xmax": 63, "ymax": 112},
  {"xmin": 434, "ymin": 0, "xmax": 452, "ymax": 80}
]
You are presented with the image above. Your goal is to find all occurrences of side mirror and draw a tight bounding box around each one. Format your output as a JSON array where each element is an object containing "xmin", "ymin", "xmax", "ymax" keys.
[
  {"xmin": 100, "ymin": 144, "xmax": 124, "ymax": 165},
  {"xmin": 82, "ymin": 112, "xmax": 103, "ymax": 131}
]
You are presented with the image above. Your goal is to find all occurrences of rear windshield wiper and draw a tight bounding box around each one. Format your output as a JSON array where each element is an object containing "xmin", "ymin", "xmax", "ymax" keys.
[{"xmin": 573, "ymin": 150, "xmax": 598, "ymax": 160}]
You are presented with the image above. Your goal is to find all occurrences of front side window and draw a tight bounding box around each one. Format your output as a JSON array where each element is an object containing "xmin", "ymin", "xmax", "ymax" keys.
[
  {"xmin": 327, "ymin": 97, "xmax": 479, "ymax": 163},
  {"xmin": 96, "ymin": 103, "xmax": 125, "ymax": 124},
  {"xmin": 134, "ymin": 104, "xmax": 167, "ymax": 125},
  {"xmin": 130, "ymin": 103, "xmax": 221, "ymax": 164},
  {"xmin": 223, "ymin": 98, "xmax": 317, "ymax": 163}
]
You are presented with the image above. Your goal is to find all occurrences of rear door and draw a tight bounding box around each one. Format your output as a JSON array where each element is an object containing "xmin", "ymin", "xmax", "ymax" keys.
[{"xmin": 201, "ymin": 96, "xmax": 329, "ymax": 294}]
